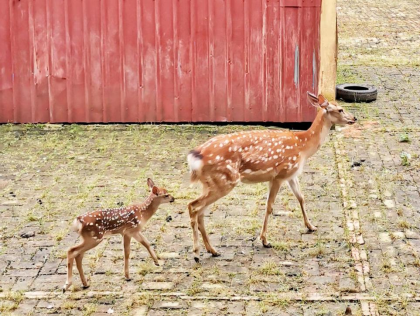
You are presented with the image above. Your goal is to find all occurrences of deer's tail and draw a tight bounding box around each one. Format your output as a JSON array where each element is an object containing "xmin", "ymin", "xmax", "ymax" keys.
[
  {"xmin": 187, "ymin": 150, "xmax": 203, "ymax": 183},
  {"xmin": 71, "ymin": 218, "xmax": 82, "ymax": 233}
]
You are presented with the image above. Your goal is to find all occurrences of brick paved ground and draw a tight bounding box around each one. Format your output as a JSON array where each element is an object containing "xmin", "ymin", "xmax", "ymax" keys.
[{"xmin": 1, "ymin": 0, "xmax": 419, "ymax": 315}]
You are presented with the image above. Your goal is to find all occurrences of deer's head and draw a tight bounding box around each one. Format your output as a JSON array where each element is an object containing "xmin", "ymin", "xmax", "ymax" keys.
[
  {"xmin": 147, "ymin": 178, "xmax": 175, "ymax": 204},
  {"xmin": 308, "ymin": 92, "xmax": 357, "ymax": 126}
]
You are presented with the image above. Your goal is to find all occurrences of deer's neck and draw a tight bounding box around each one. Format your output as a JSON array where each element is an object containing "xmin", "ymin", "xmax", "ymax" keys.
[
  {"xmin": 135, "ymin": 194, "xmax": 159, "ymax": 223},
  {"xmin": 301, "ymin": 110, "xmax": 332, "ymax": 158}
]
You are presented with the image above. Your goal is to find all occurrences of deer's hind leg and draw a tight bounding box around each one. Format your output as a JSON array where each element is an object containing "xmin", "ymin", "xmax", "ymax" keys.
[
  {"xmin": 197, "ymin": 207, "xmax": 217, "ymax": 256},
  {"xmin": 188, "ymin": 170, "xmax": 239, "ymax": 263}
]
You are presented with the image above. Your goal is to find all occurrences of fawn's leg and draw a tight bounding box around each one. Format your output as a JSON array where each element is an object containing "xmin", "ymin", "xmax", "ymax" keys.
[
  {"xmin": 64, "ymin": 238, "xmax": 100, "ymax": 292},
  {"xmin": 75, "ymin": 239, "xmax": 101, "ymax": 289},
  {"xmin": 64, "ymin": 244, "xmax": 78, "ymax": 292},
  {"xmin": 288, "ymin": 177, "xmax": 317, "ymax": 231},
  {"xmin": 133, "ymin": 232, "xmax": 159, "ymax": 265},
  {"xmin": 260, "ymin": 179, "xmax": 282, "ymax": 248},
  {"xmin": 75, "ymin": 254, "xmax": 88, "ymax": 288},
  {"xmin": 188, "ymin": 178, "xmax": 237, "ymax": 262},
  {"xmin": 123, "ymin": 235, "xmax": 132, "ymax": 280}
]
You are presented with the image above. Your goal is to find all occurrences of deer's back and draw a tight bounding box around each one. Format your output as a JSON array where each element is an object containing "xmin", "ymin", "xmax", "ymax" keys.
[{"xmin": 195, "ymin": 130, "xmax": 307, "ymax": 183}]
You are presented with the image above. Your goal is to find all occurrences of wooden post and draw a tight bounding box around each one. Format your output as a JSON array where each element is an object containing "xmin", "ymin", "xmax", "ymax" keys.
[{"xmin": 319, "ymin": 0, "xmax": 337, "ymax": 100}]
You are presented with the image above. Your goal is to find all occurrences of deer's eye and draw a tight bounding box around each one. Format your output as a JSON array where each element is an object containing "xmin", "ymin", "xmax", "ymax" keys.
[
  {"xmin": 339, "ymin": 109, "xmax": 344, "ymax": 113},
  {"xmin": 164, "ymin": 194, "xmax": 169, "ymax": 198}
]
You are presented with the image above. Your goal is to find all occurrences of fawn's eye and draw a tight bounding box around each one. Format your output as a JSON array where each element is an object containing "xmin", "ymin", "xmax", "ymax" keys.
[
  {"xmin": 339, "ymin": 109, "xmax": 344, "ymax": 113},
  {"xmin": 164, "ymin": 194, "xmax": 169, "ymax": 198}
]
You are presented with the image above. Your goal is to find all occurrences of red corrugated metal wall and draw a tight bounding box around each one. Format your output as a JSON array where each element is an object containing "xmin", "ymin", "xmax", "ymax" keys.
[{"xmin": 0, "ymin": 0, "xmax": 321, "ymax": 123}]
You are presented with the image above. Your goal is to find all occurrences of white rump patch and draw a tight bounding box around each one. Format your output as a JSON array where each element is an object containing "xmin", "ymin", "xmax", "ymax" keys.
[{"xmin": 187, "ymin": 153, "xmax": 203, "ymax": 172}]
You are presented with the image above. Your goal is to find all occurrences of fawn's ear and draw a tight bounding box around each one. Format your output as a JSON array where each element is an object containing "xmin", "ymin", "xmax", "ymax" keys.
[
  {"xmin": 147, "ymin": 178, "xmax": 155, "ymax": 189},
  {"xmin": 152, "ymin": 186, "xmax": 159, "ymax": 195}
]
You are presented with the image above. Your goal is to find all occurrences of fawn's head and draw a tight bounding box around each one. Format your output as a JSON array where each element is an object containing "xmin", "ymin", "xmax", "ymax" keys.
[
  {"xmin": 147, "ymin": 178, "xmax": 175, "ymax": 204},
  {"xmin": 308, "ymin": 92, "xmax": 357, "ymax": 126}
]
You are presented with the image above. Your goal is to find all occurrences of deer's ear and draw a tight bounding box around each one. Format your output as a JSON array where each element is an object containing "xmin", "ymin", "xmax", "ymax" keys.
[
  {"xmin": 307, "ymin": 92, "xmax": 319, "ymax": 107},
  {"xmin": 152, "ymin": 186, "xmax": 159, "ymax": 195},
  {"xmin": 318, "ymin": 94, "xmax": 329, "ymax": 109},
  {"xmin": 307, "ymin": 92, "xmax": 329, "ymax": 108},
  {"xmin": 147, "ymin": 178, "xmax": 155, "ymax": 189}
]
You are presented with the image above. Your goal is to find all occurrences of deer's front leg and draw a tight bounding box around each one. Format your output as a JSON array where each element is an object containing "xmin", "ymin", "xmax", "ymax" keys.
[
  {"xmin": 123, "ymin": 235, "xmax": 132, "ymax": 280},
  {"xmin": 288, "ymin": 177, "xmax": 317, "ymax": 231},
  {"xmin": 133, "ymin": 232, "xmax": 159, "ymax": 266},
  {"xmin": 260, "ymin": 180, "xmax": 282, "ymax": 248}
]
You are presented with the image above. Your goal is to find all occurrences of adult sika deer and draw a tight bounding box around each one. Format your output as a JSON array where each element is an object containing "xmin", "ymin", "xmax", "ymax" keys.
[
  {"xmin": 63, "ymin": 178, "xmax": 174, "ymax": 292},
  {"xmin": 187, "ymin": 93, "xmax": 357, "ymax": 262}
]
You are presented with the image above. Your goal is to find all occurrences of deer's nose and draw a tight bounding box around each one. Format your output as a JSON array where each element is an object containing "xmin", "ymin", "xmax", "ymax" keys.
[{"xmin": 354, "ymin": 117, "xmax": 358, "ymax": 121}]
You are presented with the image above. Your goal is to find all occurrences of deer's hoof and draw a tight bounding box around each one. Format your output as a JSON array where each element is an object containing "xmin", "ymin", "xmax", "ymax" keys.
[
  {"xmin": 154, "ymin": 262, "xmax": 160, "ymax": 267},
  {"xmin": 211, "ymin": 252, "xmax": 221, "ymax": 257},
  {"xmin": 194, "ymin": 256, "xmax": 200, "ymax": 263},
  {"xmin": 307, "ymin": 225, "xmax": 318, "ymax": 232},
  {"xmin": 82, "ymin": 285, "xmax": 90, "ymax": 290},
  {"xmin": 125, "ymin": 278, "xmax": 132, "ymax": 282},
  {"xmin": 263, "ymin": 242, "xmax": 272, "ymax": 248}
]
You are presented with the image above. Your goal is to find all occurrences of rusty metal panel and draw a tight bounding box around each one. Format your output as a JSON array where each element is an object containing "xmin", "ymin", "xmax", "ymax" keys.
[{"xmin": 0, "ymin": 0, "xmax": 321, "ymax": 123}]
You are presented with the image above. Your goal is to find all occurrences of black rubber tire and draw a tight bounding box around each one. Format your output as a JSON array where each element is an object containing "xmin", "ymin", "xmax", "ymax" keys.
[{"xmin": 336, "ymin": 84, "xmax": 377, "ymax": 103}]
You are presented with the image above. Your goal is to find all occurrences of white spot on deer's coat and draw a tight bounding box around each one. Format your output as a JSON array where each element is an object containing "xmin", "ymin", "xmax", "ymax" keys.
[
  {"xmin": 243, "ymin": 169, "xmax": 252, "ymax": 174},
  {"xmin": 226, "ymin": 165, "xmax": 235, "ymax": 173}
]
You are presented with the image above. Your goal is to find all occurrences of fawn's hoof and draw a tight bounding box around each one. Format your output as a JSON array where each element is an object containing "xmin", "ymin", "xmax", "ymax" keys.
[
  {"xmin": 82, "ymin": 285, "xmax": 90, "ymax": 290},
  {"xmin": 211, "ymin": 252, "xmax": 221, "ymax": 257},
  {"xmin": 194, "ymin": 256, "xmax": 200, "ymax": 263},
  {"xmin": 263, "ymin": 242, "xmax": 272, "ymax": 248},
  {"xmin": 62, "ymin": 283, "xmax": 71, "ymax": 293},
  {"xmin": 125, "ymin": 278, "xmax": 132, "ymax": 282}
]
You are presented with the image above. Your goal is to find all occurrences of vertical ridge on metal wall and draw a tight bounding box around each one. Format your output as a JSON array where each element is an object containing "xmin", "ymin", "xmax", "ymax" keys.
[
  {"xmin": 136, "ymin": 0, "xmax": 143, "ymax": 123},
  {"xmin": 225, "ymin": 0, "xmax": 232, "ymax": 122},
  {"xmin": 243, "ymin": 0, "xmax": 250, "ymax": 122},
  {"xmin": 172, "ymin": 0, "xmax": 179, "ymax": 122},
  {"xmin": 261, "ymin": 0, "xmax": 267, "ymax": 122}
]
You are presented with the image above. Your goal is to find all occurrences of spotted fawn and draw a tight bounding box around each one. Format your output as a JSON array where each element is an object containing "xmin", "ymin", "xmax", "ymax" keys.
[{"xmin": 63, "ymin": 178, "xmax": 174, "ymax": 292}]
